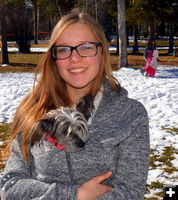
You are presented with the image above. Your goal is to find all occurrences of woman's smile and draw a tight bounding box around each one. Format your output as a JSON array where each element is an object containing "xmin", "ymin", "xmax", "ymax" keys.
[{"xmin": 68, "ymin": 67, "xmax": 87, "ymax": 74}]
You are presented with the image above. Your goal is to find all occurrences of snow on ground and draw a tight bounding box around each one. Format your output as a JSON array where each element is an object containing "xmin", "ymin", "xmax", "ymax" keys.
[
  {"xmin": 0, "ymin": 65, "xmax": 178, "ymax": 198},
  {"xmin": 113, "ymin": 66, "xmax": 178, "ymax": 151}
]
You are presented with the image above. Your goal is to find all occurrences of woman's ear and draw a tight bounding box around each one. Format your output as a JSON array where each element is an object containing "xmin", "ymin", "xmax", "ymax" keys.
[{"xmin": 76, "ymin": 94, "xmax": 94, "ymax": 121}]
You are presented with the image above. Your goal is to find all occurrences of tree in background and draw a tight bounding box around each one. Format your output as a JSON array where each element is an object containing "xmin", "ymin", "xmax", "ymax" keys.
[
  {"xmin": 106, "ymin": 0, "xmax": 133, "ymax": 55},
  {"xmin": 127, "ymin": 0, "xmax": 176, "ymax": 55},
  {"xmin": 166, "ymin": 0, "xmax": 178, "ymax": 55},
  {"xmin": 37, "ymin": 0, "xmax": 76, "ymax": 18},
  {"xmin": 117, "ymin": 0, "xmax": 128, "ymax": 67},
  {"xmin": 126, "ymin": 0, "xmax": 140, "ymax": 54},
  {"xmin": 32, "ymin": 0, "xmax": 39, "ymax": 44},
  {"xmin": 33, "ymin": 0, "xmax": 77, "ymax": 35},
  {"xmin": 6, "ymin": 0, "xmax": 34, "ymax": 53},
  {"xmin": 0, "ymin": 0, "xmax": 9, "ymax": 65},
  {"xmin": 74, "ymin": 0, "xmax": 99, "ymax": 20},
  {"xmin": 127, "ymin": 0, "xmax": 174, "ymax": 40}
]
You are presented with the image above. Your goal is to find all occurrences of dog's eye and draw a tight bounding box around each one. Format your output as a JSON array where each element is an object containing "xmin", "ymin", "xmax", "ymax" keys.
[{"xmin": 72, "ymin": 134, "xmax": 79, "ymax": 139}]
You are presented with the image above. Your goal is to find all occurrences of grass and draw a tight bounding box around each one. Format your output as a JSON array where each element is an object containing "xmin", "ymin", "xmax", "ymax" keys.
[
  {"xmin": 150, "ymin": 144, "xmax": 177, "ymax": 173},
  {"xmin": 147, "ymin": 145, "xmax": 176, "ymax": 199},
  {"xmin": 145, "ymin": 197, "xmax": 160, "ymax": 200},
  {"xmin": 162, "ymin": 127, "xmax": 178, "ymax": 135},
  {"xmin": 0, "ymin": 53, "xmax": 43, "ymax": 73},
  {"xmin": 0, "ymin": 123, "xmax": 11, "ymax": 172},
  {"xmin": 145, "ymin": 127, "xmax": 178, "ymax": 199},
  {"xmin": 1, "ymin": 52, "xmax": 178, "ymax": 73},
  {"xmin": 150, "ymin": 181, "xmax": 164, "ymax": 189}
]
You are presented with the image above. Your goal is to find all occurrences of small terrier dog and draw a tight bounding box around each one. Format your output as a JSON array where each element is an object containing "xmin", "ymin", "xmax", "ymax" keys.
[{"xmin": 30, "ymin": 94, "xmax": 93, "ymax": 152}]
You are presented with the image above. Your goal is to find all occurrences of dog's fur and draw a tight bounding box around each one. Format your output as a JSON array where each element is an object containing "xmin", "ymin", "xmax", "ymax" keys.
[{"xmin": 29, "ymin": 94, "xmax": 93, "ymax": 152}]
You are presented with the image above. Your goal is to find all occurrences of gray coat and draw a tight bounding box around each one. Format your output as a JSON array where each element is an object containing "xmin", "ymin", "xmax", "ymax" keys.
[{"xmin": 0, "ymin": 81, "xmax": 150, "ymax": 200}]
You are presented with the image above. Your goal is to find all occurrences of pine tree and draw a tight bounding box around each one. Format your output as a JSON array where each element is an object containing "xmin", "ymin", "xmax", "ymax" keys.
[
  {"xmin": 0, "ymin": 0, "xmax": 9, "ymax": 66},
  {"xmin": 117, "ymin": 0, "xmax": 128, "ymax": 67}
]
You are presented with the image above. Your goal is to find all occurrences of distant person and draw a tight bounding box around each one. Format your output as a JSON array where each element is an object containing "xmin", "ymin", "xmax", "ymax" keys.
[{"xmin": 143, "ymin": 40, "xmax": 158, "ymax": 77}]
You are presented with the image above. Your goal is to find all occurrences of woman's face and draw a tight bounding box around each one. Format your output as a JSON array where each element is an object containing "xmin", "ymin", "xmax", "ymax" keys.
[{"xmin": 54, "ymin": 22, "xmax": 102, "ymax": 98}]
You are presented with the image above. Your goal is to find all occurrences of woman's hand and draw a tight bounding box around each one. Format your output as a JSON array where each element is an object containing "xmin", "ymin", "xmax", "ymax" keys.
[{"xmin": 77, "ymin": 171, "xmax": 113, "ymax": 200}]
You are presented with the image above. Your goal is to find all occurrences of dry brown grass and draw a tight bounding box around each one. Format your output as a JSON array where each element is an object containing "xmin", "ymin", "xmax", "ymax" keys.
[
  {"xmin": 0, "ymin": 123, "xmax": 11, "ymax": 172},
  {"xmin": 110, "ymin": 54, "xmax": 178, "ymax": 70},
  {"xmin": 1, "ymin": 52, "xmax": 178, "ymax": 73},
  {"xmin": 0, "ymin": 53, "xmax": 43, "ymax": 72},
  {"xmin": 1, "ymin": 40, "xmax": 178, "ymax": 72}
]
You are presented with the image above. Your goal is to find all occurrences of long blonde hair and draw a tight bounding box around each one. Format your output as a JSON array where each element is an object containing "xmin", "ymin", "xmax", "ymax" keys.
[{"xmin": 5, "ymin": 12, "xmax": 120, "ymax": 161}]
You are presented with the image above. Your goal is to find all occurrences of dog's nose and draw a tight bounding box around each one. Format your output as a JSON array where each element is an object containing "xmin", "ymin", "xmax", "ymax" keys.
[{"xmin": 75, "ymin": 139, "xmax": 85, "ymax": 148}]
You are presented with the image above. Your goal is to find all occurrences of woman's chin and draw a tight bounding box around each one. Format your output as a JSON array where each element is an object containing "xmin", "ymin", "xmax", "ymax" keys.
[{"xmin": 67, "ymin": 81, "xmax": 92, "ymax": 90}]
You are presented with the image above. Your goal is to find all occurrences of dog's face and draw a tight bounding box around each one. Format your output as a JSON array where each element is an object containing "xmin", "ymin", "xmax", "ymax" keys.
[{"xmin": 30, "ymin": 94, "xmax": 93, "ymax": 152}]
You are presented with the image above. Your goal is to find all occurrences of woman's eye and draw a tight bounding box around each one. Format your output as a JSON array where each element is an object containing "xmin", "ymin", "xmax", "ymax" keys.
[
  {"xmin": 81, "ymin": 45, "xmax": 92, "ymax": 50},
  {"xmin": 58, "ymin": 47, "xmax": 70, "ymax": 53}
]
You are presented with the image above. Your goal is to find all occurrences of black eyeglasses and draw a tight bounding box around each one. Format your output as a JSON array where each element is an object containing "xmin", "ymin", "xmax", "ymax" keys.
[{"xmin": 51, "ymin": 42, "xmax": 102, "ymax": 60}]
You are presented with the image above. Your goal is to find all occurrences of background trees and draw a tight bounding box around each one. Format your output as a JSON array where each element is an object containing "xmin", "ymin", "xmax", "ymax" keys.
[
  {"xmin": 1, "ymin": 0, "xmax": 178, "ymax": 66},
  {"xmin": 0, "ymin": 0, "xmax": 9, "ymax": 65},
  {"xmin": 118, "ymin": 0, "xmax": 127, "ymax": 67},
  {"xmin": 127, "ymin": 0, "xmax": 173, "ymax": 39},
  {"xmin": 126, "ymin": 0, "xmax": 177, "ymax": 55},
  {"xmin": 5, "ymin": 0, "xmax": 34, "ymax": 53}
]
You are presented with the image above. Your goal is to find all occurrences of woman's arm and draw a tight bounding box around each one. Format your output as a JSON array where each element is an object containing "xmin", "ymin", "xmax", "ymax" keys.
[
  {"xmin": 0, "ymin": 138, "xmax": 78, "ymax": 200},
  {"xmin": 98, "ymin": 111, "xmax": 150, "ymax": 200}
]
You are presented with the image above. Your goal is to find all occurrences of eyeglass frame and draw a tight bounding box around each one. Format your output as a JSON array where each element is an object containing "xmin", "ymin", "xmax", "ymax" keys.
[{"xmin": 51, "ymin": 42, "xmax": 102, "ymax": 60}]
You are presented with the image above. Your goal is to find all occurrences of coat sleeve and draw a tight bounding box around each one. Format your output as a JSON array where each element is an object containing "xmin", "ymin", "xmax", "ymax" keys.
[
  {"xmin": 0, "ymin": 137, "xmax": 78, "ymax": 200},
  {"xmin": 99, "ymin": 109, "xmax": 150, "ymax": 200},
  {"xmin": 150, "ymin": 49, "xmax": 158, "ymax": 68},
  {"xmin": 153, "ymin": 49, "xmax": 159, "ymax": 58}
]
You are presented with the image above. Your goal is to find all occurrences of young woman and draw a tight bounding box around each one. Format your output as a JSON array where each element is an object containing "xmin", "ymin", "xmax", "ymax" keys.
[
  {"xmin": 1, "ymin": 13, "xmax": 150, "ymax": 200},
  {"xmin": 143, "ymin": 40, "xmax": 159, "ymax": 77}
]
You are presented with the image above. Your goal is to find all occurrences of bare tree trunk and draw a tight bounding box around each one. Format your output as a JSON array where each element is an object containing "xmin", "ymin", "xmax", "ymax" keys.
[
  {"xmin": 48, "ymin": 16, "xmax": 52, "ymax": 33},
  {"xmin": 148, "ymin": 18, "xmax": 155, "ymax": 40},
  {"xmin": 117, "ymin": 0, "xmax": 127, "ymax": 67},
  {"xmin": 132, "ymin": 25, "xmax": 139, "ymax": 54},
  {"xmin": 34, "ymin": 0, "xmax": 39, "ymax": 44},
  {"xmin": 0, "ymin": 0, "xmax": 9, "ymax": 66},
  {"xmin": 116, "ymin": 35, "xmax": 119, "ymax": 55},
  {"xmin": 168, "ymin": 22, "xmax": 174, "ymax": 55},
  {"xmin": 55, "ymin": 0, "xmax": 63, "ymax": 17}
]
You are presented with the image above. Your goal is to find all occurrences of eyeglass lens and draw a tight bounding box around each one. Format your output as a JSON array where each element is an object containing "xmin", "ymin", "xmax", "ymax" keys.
[{"xmin": 52, "ymin": 42, "xmax": 101, "ymax": 60}]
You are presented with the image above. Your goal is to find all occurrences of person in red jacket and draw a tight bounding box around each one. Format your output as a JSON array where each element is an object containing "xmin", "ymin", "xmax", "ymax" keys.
[{"xmin": 143, "ymin": 40, "xmax": 159, "ymax": 77}]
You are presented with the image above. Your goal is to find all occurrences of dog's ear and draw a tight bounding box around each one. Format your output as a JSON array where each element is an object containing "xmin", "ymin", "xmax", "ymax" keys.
[
  {"xmin": 29, "ymin": 118, "xmax": 55, "ymax": 145},
  {"xmin": 76, "ymin": 94, "xmax": 94, "ymax": 121},
  {"xmin": 37, "ymin": 118, "xmax": 56, "ymax": 135}
]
